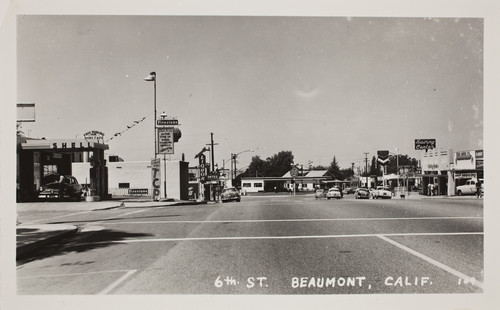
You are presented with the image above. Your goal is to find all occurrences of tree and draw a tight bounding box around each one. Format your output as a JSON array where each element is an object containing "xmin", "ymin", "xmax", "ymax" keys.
[
  {"xmin": 266, "ymin": 151, "xmax": 294, "ymax": 177},
  {"xmin": 386, "ymin": 154, "xmax": 419, "ymax": 174},
  {"xmin": 246, "ymin": 155, "xmax": 267, "ymax": 177},
  {"xmin": 242, "ymin": 150, "xmax": 294, "ymax": 177},
  {"xmin": 327, "ymin": 156, "xmax": 341, "ymax": 179},
  {"xmin": 369, "ymin": 156, "xmax": 382, "ymax": 176}
]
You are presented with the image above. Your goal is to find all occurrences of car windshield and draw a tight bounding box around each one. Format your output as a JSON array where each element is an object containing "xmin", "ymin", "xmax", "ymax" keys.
[{"xmin": 329, "ymin": 188, "xmax": 339, "ymax": 192}]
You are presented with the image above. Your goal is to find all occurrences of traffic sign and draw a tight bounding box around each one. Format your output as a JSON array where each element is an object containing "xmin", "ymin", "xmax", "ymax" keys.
[{"xmin": 290, "ymin": 167, "xmax": 299, "ymax": 177}]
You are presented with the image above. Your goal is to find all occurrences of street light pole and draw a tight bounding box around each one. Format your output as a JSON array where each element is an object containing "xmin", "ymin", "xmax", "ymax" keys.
[{"xmin": 144, "ymin": 72, "xmax": 157, "ymax": 159}]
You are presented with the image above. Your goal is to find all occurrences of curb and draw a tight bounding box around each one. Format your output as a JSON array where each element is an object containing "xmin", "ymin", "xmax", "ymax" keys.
[{"xmin": 17, "ymin": 225, "xmax": 79, "ymax": 260}]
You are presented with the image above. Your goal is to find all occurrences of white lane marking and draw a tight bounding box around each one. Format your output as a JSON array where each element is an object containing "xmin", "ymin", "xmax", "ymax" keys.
[
  {"xmin": 97, "ymin": 216, "xmax": 483, "ymax": 225},
  {"xmin": 18, "ymin": 269, "xmax": 135, "ymax": 279},
  {"xmin": 82, "ymin": 232, "xmax": 483, "ymax": 244},
  {"xmin": 26, "ymin": 211, "xmax": 92, "ymax": 224},
  {"xmin": 98, "ymin": 269, "xmax": 137, "ymax": 295},
  {"xmin": 377, "ymin": 235, "xmax": 483, "ymax": 289}
]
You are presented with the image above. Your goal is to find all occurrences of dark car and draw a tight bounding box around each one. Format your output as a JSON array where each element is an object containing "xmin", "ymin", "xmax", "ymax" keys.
[
  {"xmin": 354, "ymin": 187, "xmax": 370, "ymax": 199},
  {"xmin": 38, "ymin": 174, "xmax": 83, "ymax": 201},
  {"xmin": 342, "ymin": 187, "xmax": 355, "ymax": 194},
  {"xmin": 221, "ymin": 187, "xmax": 241, "ymax": 203}
]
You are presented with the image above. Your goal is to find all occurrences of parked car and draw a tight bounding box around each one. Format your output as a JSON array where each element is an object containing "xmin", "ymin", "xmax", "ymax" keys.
[
  {"xmin": 326, "ymin": 187, "xmax": 342, "ymax": 199},
  {"xmin": 38, "ymin": 174, "xmax": 83, "ymax": 201},
  {"xmin": 370, "ymin": 186, "xmax": 392, "ymax": 199},
  {"xmin": 456, "ymin": 179, "xmax": 482, "ymax": 196},
  {"xmin": 354, "ymin": 187, "xmax": 370, "ymax": 199},
  {"xmin": 315, "ymin": 188, "xmax": 327, "ymax": 199},
  {"xmin": 221, "ymin": 187, "xmax": 241, "ymax": 202},
  {"xmin": 342, "ymin": 187, "xmax": 354, "ymax": 194}
]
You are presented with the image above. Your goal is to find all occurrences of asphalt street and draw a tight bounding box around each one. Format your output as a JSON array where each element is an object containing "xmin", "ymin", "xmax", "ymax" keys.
[{"xmin": 16, "ymin": 195, "xmax": 483, "ymax": 295}]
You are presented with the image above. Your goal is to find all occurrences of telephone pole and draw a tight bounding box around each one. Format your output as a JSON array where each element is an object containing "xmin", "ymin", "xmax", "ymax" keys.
[
  {"xmin": 206, "ymin": 132, "xmax": 218, "ymax": 172},
  {"xmin": 364, "ymin": 152, "xmax": 369, "ymax": 188}
]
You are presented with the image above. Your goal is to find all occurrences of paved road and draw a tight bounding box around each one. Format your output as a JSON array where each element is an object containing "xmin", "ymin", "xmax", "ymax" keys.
[{"xmin": 17, "ymin": 195, "xmax": 483, "ymax": 295}]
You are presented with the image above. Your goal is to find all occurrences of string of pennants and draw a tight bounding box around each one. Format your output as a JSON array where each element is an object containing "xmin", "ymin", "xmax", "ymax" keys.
[{"xmin": 106, "ymin": 115, "xmax": 149, "ymax": 142}]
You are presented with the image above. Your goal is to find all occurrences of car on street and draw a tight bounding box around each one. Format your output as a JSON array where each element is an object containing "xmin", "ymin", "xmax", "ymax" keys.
[
  {"xmin": 38, "ymin": 174, "xmax": 83, "ymax": 201},
  {"xmin": 342, "ymin": 187, "xmax": 355, "ymax": 194},
  {"xmin": 326, "ymin": 187, "xmax": 342, "ymax": 199},
  {"xmin": 354, "ymin": 187, "xmax": 371, "ymax": 199},
  {"xmin": 370, "ymin": 186, "xmax": 392, "ymax": 199},
  {"xmin": 456, "ymin": 178, "xmax": 482, "ymax": 196},
  {"xmin": 314, "ymin": 188, "xmax": 327, "ymax": 199},
  {"xmin": 221, "ymin": 187, "xmax": 241, "ymax": 202}
]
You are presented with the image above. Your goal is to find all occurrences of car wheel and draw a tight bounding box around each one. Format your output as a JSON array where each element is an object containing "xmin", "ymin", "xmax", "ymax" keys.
[
  {"xmin": 237, "ymin": 199, "xmax": 241, "ymax": 202},
  {"xmin": 457, "ymin": 190, "xmax": 462, "ymax": 196}
]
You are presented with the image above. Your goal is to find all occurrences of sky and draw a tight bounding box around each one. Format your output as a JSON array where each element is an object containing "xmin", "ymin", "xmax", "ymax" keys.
[{"xmin": 16, "ymin": 15, "xmax": 483, "ymax": 170}]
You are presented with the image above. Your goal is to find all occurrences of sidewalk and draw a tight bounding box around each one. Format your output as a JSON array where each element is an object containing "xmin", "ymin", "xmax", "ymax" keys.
[{"xmin": 16, "ymin": 198, "xmax": 205, "ymax": 260}]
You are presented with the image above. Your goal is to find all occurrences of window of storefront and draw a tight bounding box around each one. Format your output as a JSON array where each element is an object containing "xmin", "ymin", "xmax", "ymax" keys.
[
  {"xmin": 254, "ymin": 183, "xmax": 263, "ymax": 188},
  {"xmin": 119, "ymin": 183, "xmax": 130, "ymax": 189}
]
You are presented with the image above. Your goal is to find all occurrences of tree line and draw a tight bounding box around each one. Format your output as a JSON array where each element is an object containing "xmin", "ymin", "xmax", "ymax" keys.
[{"xmin": 239, "ymin": 151, "xmax": 418, "ymax": 180}]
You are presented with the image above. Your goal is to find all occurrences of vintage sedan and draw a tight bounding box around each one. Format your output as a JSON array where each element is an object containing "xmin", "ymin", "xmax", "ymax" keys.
[
  {"xmin": 38, "ymin": 174, "xmax": 83, "ymax": 201},
  {"xmin": 354, "ymin": 187, "xmax": 371, "ymax": 199},
  {"xmin": 371, "ymin": 186, "xmax": 393, "ymax": 199},
  {"xmin": 314, "ymin": 188, "xmax": 327, "ymax": 199},
  {"xmin": 221, "ymin": 187, "xmax": 241, "ymax": 202},
  {"xmin": 326, "ymin": 187, "xmax": 342, "ymax": 199}
]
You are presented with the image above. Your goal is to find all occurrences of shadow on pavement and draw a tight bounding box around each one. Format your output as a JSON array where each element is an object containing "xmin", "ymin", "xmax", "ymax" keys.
[
  {"xmin": 17, "ymin": 229, "xmax": 154, "ymax": 265},
  {"xmin": 47, "ymin": 214, "xmax": 182, "ymax": 225}
]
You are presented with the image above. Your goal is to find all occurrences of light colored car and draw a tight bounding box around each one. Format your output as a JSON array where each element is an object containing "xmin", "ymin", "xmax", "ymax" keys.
[
  {"xmin": 221, "ymin": 187, "xmax": 241, "ymax": 202},
  {"xmin": 326, "ymin": 187, "xmax": 342, "ymax": 199},
  {"xmin": 315, "ymin": 188, "xmax": 327, "ymax": 199},
  {"xmin": 354, "ymin": 187, "xmax": 370, "ymax": 199},
  {"xmin": 371, "ymin": 186, "xmax": 392, "ymax": 199},
  {"xmin": 456, "ymin": 179, "xmax": 482, "ymax": 196}
]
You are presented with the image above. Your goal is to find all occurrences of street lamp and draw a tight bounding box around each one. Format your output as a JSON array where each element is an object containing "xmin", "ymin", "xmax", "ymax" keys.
[
  {"xmin": 144, "ymin": 72, "xmax": 157, "ymax": 159},
  {"xmin": 231, "ymin": 149, "xmax": 254, "ymax": 185}
]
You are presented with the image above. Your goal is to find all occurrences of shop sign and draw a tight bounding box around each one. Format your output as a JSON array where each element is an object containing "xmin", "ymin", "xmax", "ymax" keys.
[
  {"xmin": 84, "ymin": 130, "xmax": 105, "ymax": 142},
  {"xmin": 199, "ymin": 154, "xmax": 207, "ymax": 183},
  {"xmin": 158, "ymin": 127, "xmax": 174, "ymax": 154},
  {"xmin": 415, "ymin": 139, "xmax": 436, "ymax": 150},
  {"xmin": 454, "ymin": 150, "xmax": 476, "ymax": 170},
  {"xmin": 426, "ymin": 163, "xmax": 439, "ymax": 170},
  {"xmin": 476, "ymin": 159, "xmax": 484, "ymax": 170},
  {"xmin": 128, "ymin": 188, "xmax": 149, "ymax": 195},
  {"xmin": 151, "ymin": 158, "xmax": 161, "ymax": 201},
  {"xmin": 455, "ymin": 172, "xmax": 477, "ymax": 179}
]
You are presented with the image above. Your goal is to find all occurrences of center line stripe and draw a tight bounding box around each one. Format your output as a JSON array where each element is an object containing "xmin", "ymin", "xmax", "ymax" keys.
[
  {"xmin": 98, "ymin": 270, "xmax": 137, "ymax": 295},
  {"xmin": 377, "ymin": 235, "xmax": 483, "ymax": 289},
  {"xmin": 96, "ymin": 216, "xmax": 483, "ymax": 225},
  {"xmin": 81, "ymin": 232, "xmax": 483, "ymax": 245}
]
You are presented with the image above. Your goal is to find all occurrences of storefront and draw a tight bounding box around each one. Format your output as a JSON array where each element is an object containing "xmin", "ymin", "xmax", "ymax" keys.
[
  {"xmin": 17, "ymin": 138, "xmax": 109, "ymax": 201},
  {"xmin": 451, "ymin": 150, "xmax": 484, "ymax": 192},
  {"xmin": 420, "ymin": 148, "xmax": 454, "ymax": 196}
]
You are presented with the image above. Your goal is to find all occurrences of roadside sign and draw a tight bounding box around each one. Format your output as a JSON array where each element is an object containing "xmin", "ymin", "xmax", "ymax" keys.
[
  {"xmin": 151, "ymin": 158, "xmax": 161, "ymax": 201},
  {"xmin": 415, "ymin": 139, "xmax": 436, "ymax": 150},
  {"xmin": 377, "ymin": 150, "xmax": 389, "ymax": 165},
  {"xmin": 157, "ymin": 119, "xmax": 179, "ymax": 127},
  {"xmin": 158, "ymin": 127, "xmax": 174, "ymax": 154},
  {"xmin": 290, "ymin": 167, "xmax": 299, "ymax": 177}
]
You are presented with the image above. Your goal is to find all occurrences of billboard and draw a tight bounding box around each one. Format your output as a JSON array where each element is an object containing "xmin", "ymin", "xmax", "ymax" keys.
[
  {"xmin": 415, "ymin": 139, "xmax": 436, "ymax": 150},
  {"xmin": 158, "ymin": 127, "xmax": 174, "ymax": 154}
]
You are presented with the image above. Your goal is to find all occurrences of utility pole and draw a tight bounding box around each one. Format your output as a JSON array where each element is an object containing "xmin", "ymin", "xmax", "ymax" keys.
[
  {"xmin": 364, "ymin": 152, "xmax": 369, "ymax": 188},
  {"xmin": 206, "ymin": 133, "xmax": 218, "ymax": 172}
]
